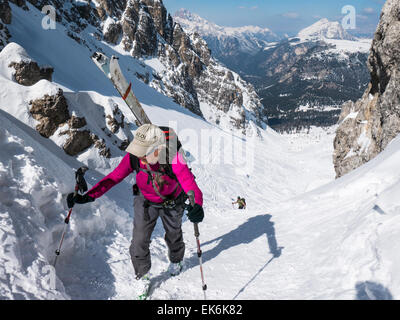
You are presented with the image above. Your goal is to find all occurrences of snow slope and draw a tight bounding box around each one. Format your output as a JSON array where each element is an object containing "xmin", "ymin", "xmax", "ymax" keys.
[
  {"xmin": 1, "ymin": 2, "xmax": 400, "ymax": 301},
  {"xmin": 0, "ymin": 103, "xmax": 337, "ymax": 299},
  {"xmin": 259, "ymin": 135, "xmax": 400, "ymax": 300},
  {"xmin": 0, "ymin": 3, "xmax": 332, "ymax": 299}
]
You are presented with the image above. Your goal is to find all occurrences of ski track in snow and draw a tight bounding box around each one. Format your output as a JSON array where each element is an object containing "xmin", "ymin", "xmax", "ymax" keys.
[{"xmin": 1, "ymin": 3, "xmax": 400, "ymax": 301}]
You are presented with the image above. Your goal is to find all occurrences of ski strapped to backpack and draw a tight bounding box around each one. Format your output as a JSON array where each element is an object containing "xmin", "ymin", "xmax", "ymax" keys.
[{"xmin": 91, "ymin": 52, "xmax": 152, "ymax": 126}]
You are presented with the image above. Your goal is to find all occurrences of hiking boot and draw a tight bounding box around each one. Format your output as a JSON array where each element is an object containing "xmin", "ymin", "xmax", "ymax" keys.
[
  {"xmin": 135, "ymin": 273, "xmax": 151, "ymax": 300},
  {"xmin": 168, "ymin": 261, "xmax": 183, "ymax": 276}
]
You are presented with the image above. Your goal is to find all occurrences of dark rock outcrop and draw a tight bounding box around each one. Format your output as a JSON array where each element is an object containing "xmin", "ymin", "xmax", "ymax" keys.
[
  {"xmin": 103, "ymin": 22, "xmax": 122, "ymax": 44},
  {"xmin": 68, "ymin": 115, "xmax": 87, "ymax": 129},
  {"xmin": 63, "ymin": 130, "xmax": 94, "ymax": 156},
  {"xmin": 29, "ymin": 89, "xmax": 110, "ymax": 157},
  {"xmin": 29, "ymin": 89, "xmax": 70, "ymax": 138},
  {"xmin": 0, "ymin": 0, "xmax": 12, "ymax": 51},
  {"xmin": 9, "ymin": 60, "xmax": 54, "ymax": 85},
  {"xmin": 0, "ymin": 0, "xmax": 12, "ymax": 24},
  {"xmin": 333, "ymin": 0, "xmax": 400, "ymax": 178}
]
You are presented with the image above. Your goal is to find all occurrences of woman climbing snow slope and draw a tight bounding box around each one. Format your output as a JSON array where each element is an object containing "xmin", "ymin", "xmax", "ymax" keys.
[{"xmin": 67, "ymin": 124, "xmax": 204, "ymax": 298}]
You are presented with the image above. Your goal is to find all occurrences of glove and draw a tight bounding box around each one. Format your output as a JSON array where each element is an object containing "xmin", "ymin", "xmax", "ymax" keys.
[
  {"xmin": 67, "ymin": 193, "xmax": 95, "ymax": 208},
  {"xmin": 132, "ymin": 184, "xmax": 139, "ymax": 196},
  {"xmin": 186, "ymin": 203, "xmax": 204, "ymax": 223}
]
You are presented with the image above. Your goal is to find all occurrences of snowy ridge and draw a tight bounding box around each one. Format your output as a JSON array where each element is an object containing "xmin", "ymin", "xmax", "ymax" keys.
[
  {"xmin": 292, "ymin": 18, "xmax": 372, "ymax": 56},
  {"xmin": 174, "ymin": 8, "xmax": 277, "ymax": 39},
  {"xmin": 297, "ymin": 18, "xmax": 356, "ymax": 41},
  {"xmin": 173, "ymin": 8, "xmax": 279, "ymax": 54}
]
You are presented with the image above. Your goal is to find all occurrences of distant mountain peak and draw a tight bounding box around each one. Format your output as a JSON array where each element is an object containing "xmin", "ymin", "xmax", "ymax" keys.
[
  {"xmin": 174, "ymin": 8, "xmax": 278, "ymax": 41},
  {"xmin": 173, "ymin": 8, "xmax": 280, "ymax": 55},
  {"xmin": 174, "ymin": 8, "xmax": 203, "ymax": 23},
  {"xmin": 297, "ymin": 18, "xmax": 356, "ymax": 41}
]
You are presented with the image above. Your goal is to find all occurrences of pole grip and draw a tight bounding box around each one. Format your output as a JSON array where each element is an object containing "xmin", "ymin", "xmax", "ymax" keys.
[
  {"xmin": 194, "ymin": 223, "xmax": 200, "ymax": 238},
  {"xmin": 187, "ymin": 190, "xmax": 195, "ymax": 206},
  {"xmin": 187, "ymin": 191, "xmax": 200, "ymax": 237}
]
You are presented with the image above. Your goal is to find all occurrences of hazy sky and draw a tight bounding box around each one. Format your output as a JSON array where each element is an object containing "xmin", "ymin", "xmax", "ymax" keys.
[{"xmin": 163, "ymin": 0, "xmax": 385, "ymax": 36}]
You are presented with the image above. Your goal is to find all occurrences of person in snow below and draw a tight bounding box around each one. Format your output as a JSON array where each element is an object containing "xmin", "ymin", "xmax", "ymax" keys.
[
  {"xmin": 67, "ymin": 124, "xmax": 204, "ymax": 286},
  {"xmin": 232, "ymin": 196, "xmax": 246, "ymax": 209}
]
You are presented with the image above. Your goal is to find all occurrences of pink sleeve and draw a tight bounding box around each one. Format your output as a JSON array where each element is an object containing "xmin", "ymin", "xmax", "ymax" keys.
[
  {"xmin": 172, "ymin": 152, "xmax": 203, "ymax": 206},
  {"xmin": 87, "ymin": 153, "xmax": 133, "ymax": 199}
]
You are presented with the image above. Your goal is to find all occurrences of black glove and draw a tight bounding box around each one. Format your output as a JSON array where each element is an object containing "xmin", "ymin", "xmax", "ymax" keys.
[
  {"xmin": 67, "ymin": 193, "xmax": 95, "ymax": 208},
  {"xmin": 186, "ymin": 203, "xmax": 204, "ymax": 223},
  {"xmin": 132, "ymin": 184, "xmax": 139, "ymax": 196}
]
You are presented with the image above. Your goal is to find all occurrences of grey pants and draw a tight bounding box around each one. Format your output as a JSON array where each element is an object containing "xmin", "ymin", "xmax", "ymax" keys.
[{"xmin": 129, "ymin": 195, "xmax": 185, "ymax": 278}]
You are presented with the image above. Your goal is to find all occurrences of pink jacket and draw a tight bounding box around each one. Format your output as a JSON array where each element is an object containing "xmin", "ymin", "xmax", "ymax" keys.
[{"xmin": 87, "ymin": 152, "xmax": 203, "ymax": 206}]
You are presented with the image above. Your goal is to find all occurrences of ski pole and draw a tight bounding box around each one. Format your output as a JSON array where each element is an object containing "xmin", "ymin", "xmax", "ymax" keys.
[
  {"xmin": 187, "ymin": 190, "xmax": 207, "ymax": 300},
  {"xmin": 53, "ymin": 166, "xmax": 89, "ymax": 267}
]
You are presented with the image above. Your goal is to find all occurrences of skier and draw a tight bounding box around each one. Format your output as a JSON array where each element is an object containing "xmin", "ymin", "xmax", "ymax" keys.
[
  {"xmin": 232, "ymin": 196, "xmax": 246, "ymax": 209},
  {"xmin": 67, "ymin": 124, "xmax": 204, "ymax": 298}
]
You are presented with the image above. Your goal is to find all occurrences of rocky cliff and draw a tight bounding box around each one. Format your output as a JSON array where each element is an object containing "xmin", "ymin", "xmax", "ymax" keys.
[
  {"xmin": 0, "ymin": 0, "xmax": 12, "ymax": 50},
  {"xmin": 0, "ymin": 0, "xmax": 267, "ymax": 135},
  {"xmin": 333, "ymin": 0, "xmax": 400, "ymax": 178}
]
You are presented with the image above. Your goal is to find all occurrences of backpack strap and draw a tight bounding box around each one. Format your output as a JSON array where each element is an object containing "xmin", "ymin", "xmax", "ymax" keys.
[
  {"xmin": 129, "ymin": 153, "xmax": 140, "ymax": 172},
  {"xmin": 130, "ymin": 152, "xmax": 177, "ymax": 181},
  {"xmin": 145, "ymin": 162, "xmax": 167, "ymax": 201},
  {"xmin": 128, "ymin": 143, "xmax": 183, "ymax": 202},
  {"xmin": 131, "ymin": 153, "xmax": 179, "ymax": 200}
]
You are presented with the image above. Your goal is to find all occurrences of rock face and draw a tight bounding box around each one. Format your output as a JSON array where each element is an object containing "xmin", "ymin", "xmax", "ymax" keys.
[
  {"xmin": 16, "ymin": 0, "xmax": 267, "ymax": 134},
  {"xmin": 63, "ymin": 130, "xmax": 94, "ymax": 156},
  {"xmin": 0, "ymin": 0, "xmax": 12, "ymax": 51},
  {"xmin": 0, "ymin": 0, "xmax": 12, "ymax": 24},
  {"xmin": 29, "ymin": 89, "xmax": 70, "ymax": 138},
  {"xmin": 9, "ymin": 60, "xmax": 54, "ymax": 85},
  {"xmin": 29, "ymin": 89, "xmax": 110, "ymax": 157},
  {"xmin": 333, "ymin": 0, "xmax": 400, "ymax": 178}
]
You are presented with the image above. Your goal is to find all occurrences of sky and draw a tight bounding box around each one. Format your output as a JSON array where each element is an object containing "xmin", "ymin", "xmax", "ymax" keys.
[{"xmin": 163, "ymin": 0, "xmax": 385, "ymax": 36}]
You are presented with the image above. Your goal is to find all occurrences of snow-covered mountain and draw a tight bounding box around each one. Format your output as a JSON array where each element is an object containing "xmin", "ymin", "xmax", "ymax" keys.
[
  {"xmin": 172, "ymin": 10, "xmax": 372, "ymax": 132},
  {"xmin": 2, "ymin": 0, "xmax": 400, "ymax": 301},
  {"xmin": 173, "ymin": 8, "xmax": 280, "ymax": 56},
  {"xmin": 297, "ymin": 18, "xmax": 357, "ymax": 42},
  {"xmin": 253, "ymin": 34, "xmax": 371, "ymax": 132},
  {"xmin": 241, "ymin": 19, "xmax": 372, "ymax": 132},
  {"xmin": 1, "ymin": 0, "xmax": 266, "ymax": 135}
]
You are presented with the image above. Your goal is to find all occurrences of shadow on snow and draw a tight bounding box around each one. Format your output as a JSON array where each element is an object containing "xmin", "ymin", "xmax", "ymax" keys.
[
  {"xmin": 185, "ymin": 214, "xmax": 283, "ymax": 299},
  {"xmin": 355, "ymin": 281, "xmax": 393, "ymax": 300}
]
